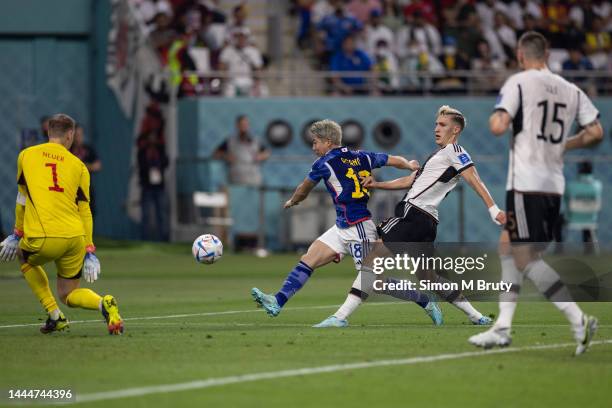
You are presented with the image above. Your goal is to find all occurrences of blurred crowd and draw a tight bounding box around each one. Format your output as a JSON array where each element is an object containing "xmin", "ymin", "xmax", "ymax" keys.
[
  {"xmin": 294, "ymin": 0, "xmax": 611, "ymax": 95},
  {"xmin": 130, "ymin": 0, "xmax": 268, "ymax": 97},
  {"xmin": 129, "ymin": 0, "xmax": 610, "ymax": 96}
]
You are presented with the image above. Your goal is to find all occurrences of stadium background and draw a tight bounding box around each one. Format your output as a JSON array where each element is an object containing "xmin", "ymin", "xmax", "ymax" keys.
[{"xmin": 0, "ymin": 0, "xmax": 610, "ymax": 248}]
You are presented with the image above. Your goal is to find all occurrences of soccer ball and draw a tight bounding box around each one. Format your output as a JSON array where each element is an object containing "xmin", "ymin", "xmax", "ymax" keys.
[{"xmin": 192, "ymin": 234, "xmax": 223, "ymax": 264}]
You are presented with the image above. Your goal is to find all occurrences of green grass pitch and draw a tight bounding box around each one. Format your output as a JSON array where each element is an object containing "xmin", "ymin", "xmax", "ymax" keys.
[{"xmin": 0, "ymin": 242, "xmax": 610, "ymax": 407}]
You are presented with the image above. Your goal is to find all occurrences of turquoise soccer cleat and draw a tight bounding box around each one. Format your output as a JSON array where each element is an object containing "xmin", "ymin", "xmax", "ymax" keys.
[
  {"xmin": 424, "ymin": 301, "xmax": 443, "ymax": 326},
  {"xmin": 251, "ymin": 288, "xmax": 281, "ymax": 317},
  {"xmin": 313, "ymin": 316, "xmax": 348, "ymax": 328},
  {"xmin": 472, "ymin": 315, "xmax": 493, "ymax": 325}
]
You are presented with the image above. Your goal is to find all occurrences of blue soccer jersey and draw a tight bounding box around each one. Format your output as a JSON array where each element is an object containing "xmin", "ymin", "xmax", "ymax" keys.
[{"xmin": 308, "ymin": 147, "xmax": 388, "ymax": 228}]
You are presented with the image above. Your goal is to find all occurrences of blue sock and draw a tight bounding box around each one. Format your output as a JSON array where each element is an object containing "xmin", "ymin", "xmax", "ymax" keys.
[
  {"xmin": 384, "ymin": 277, "xmax": 430, "ymax": 308},
  {"xmin": 275, "ymin": 261, "xmax": 313, "ymax": 307}
]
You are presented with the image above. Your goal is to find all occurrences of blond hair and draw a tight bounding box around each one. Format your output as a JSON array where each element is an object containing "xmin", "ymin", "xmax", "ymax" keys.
[
  {"xmin": 310, "ymin": 119, "xmax": 342, "ymax": 145},
  {"xmin": 437, "ymin": 105, "xmax": 466, "ymax": 131}
]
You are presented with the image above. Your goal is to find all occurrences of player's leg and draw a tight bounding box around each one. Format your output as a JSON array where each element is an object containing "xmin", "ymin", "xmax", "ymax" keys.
[
  {"xmin": 17, "ymin": 238, "xmax": 68, "ymax": 333},
  {"xmin": 252, "ymin": 228, "xmax": 338, "ymax": 316},
  {"xmin": 56, "ymin": 237, "xmax": 123, "ymax": 334}
]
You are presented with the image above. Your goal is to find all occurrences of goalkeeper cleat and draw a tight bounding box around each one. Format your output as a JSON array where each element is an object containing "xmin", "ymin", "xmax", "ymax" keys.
[
  {"xmin": 40, "ymin": 312, "xmax": 69, "ymax": 334},
  {"xmin": 575, "ymin": 314, "xmax": 598, "ymax": 356},
  {"xmin": 313, "ymin": 316, "xmax": 349, "ymax": 328},
  {"xmin": 468, "ymin": 326, "xmax": 512, "ymax": 349},
  {"xmin": 424, "ymin": 301, "xmax": 443, "ymax": 326},
  {"xmin": 101, "ymin": 295, "xmax": 124, "ymax": 335},
  {"xmin": 251, "ymin": 288, "xmax": 281, "ymax": 317},
  {"xmin": 472, "ymin": 315, "xmax": 493, "ymax": 325}
]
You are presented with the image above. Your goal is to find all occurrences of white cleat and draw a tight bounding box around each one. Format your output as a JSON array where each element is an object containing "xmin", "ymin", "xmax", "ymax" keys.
[
  {"xmin": 575, "ymin": 315, "xmax": 598, "ymax": 356},
  {"xmin": 468, "ymin": 326, "xmax": 512, "ymax": 349}
]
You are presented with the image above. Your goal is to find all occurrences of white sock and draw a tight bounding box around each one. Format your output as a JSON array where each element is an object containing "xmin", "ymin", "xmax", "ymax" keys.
[
  {"xmin": 50, "ymin": 308, "xmax": 60, "ymax": 320},
  {"xmin": 554, "ymin": 302, "xmax": 584, "ymax": 333},
  {"xmin": 496, "ymin": 296, "xmax": 517, "ymax": 329},
  {"xmin": 334, "ymin": 294, "xmax": 362, "ymax": 321},
  {"xmin": 451, "ymin": 299, "xmax": 482, "ymax": 321},
  {"xmin": 526, "ymin": 260, "xmax": 583, "ymax": 330},
  {"xmin": 496, "ymin": 255, "xmax": 522, "ymax": 329}
]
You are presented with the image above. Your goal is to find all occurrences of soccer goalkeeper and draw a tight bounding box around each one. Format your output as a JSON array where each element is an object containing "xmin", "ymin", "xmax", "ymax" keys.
[{"xmin": 0, "ymin": 114, "xmax": 123, "ymax": 335}]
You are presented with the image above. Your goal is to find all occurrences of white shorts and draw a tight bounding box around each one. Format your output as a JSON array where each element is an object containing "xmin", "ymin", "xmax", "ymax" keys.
[{"xmin": 317, "ymin": 220, "xmax": 378, "ymax": 271}]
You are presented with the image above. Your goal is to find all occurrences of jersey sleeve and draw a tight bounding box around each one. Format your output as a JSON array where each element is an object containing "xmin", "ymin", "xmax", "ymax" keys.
[
  {"xmin": 77, "ymin": 163, "xmax": 94, "ymax": 246},
  {"xmin": 494, "ymin": 75, "xmax": 520, "ymax": 118},
  {"xmin": 14, "ymin": 151, "xmax": 26, "ymax": 234},
  {"xmin": 445, "ymin": 145, "xmax": 474, "ymax": 173},
  {"xmin": 307, "ymin": 158, "xmax": 331, "ymax": 184},
  {"xmin": 363, "ymin": 151, "xmax": 389, "ymax": 169},
  {"xmin": 576, "ymin": 87, "xmax": 600, "ymax": 127}
]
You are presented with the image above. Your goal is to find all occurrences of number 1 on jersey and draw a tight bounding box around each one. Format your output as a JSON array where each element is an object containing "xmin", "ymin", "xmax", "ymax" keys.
[
  {"xmin": 346, "ymin": 168, "xmax": 370, "ymax": 198},
  {"xmin": 45, "ymin": 163, "xmax": 64, "ymax": 192}
]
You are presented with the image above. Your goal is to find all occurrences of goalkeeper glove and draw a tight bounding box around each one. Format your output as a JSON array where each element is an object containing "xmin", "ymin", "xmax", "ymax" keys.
[
  {"xmin": 0, "ymin": 230, "xmax": 22, "ymax": 262},
  {"xmin": 83, "ymin": 245, "xmax": 101, "ymax": 283}
]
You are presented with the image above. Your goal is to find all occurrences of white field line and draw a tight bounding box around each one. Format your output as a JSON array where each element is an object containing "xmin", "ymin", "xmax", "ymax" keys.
[
  {"xmin": 73, "ymin": 340, "xmax": 612, "ymax": 404},
  {"xmin": 0, "ymin": 303, "xmax": 389, "ymax": 329}
]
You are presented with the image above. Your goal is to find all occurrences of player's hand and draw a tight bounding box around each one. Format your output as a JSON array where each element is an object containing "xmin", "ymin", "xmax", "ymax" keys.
[
  {"xmin": 407, "ymin": 160, "xmax": 420, "ymax": 171},
  {"xmin": 360, "ymin": 175, "xmax": 377, "ymax": 189},
  {"xmin": 488, "ymin": 205, "xmax": 506, "ymax": 226},
  {"xmin": 83, "ymin": 252, "xmax": 101, "ymax": 283},
  {"xmin": 0, "ymin": 233, "xmax": 20, "ymax": 262},
  {"xmin": 284, "ymin": 199, "xmax": 296, "ymax": 209}
]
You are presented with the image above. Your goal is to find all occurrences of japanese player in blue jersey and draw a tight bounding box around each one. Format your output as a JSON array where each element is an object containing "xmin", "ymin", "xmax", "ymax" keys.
[{"xmin": 251, "ymin": 119, "xmax": 442, "ymax": 326}]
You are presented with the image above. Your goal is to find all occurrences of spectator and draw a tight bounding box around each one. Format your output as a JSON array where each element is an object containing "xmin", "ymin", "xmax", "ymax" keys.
[
  {"xmin": 568, "ymin": 0, "xmax": 596, "ymax": 32},
  {"xmin": 225, "ymin": 3, "xmax": 250, "ymax": 45},
  {"xmin": 167, "ymin": 29, "xmax": 202, "ymax": 97},
  {"xmin": 218, "ymin": 28, "xmax": 266, "ymax": 97},
  {"xmin": 213, "ymin": 115, "xmax": 270, "ymax": 251},
  {"xmin": 403, "ymin": 0, "xmax": 437, "ymax": 26},
  {"xmin": 312, "ymin": 0, "xmax": 334, "ymax": 25},
  {"xmin": 316, "ymin": 0, "xmax": 363, "ymax": 67},
  {"xmin": 70, "ymin": 125, "xmax": 102, "ymax": 217},
  {"xmin": 330, "ymin": 34, "xmax": 374, "ymax": 95},
  {"xmin": 507, "ymin": 0, "xmax": 543, "ymax": 29},
  {"xmin": 347, "ymin": 0, "xmax": 383, "ymax": 24},
  {"xmin": 541, "ymin": 0, "xmax": 570, "ymax": 47},
  {"xmin": 372, "ymin": 38, "xmax": 400, "ymax": 93},
  {"xmin": 364, "ymin": 9, "xmax": 394, "ymax": 56},
  {"xmin": 492, "ymin": 11, "xmax": 517, "ymax": 61},
  {"xmin": 296, "ymin": 0, "xmax": 315, "ymax": 48},
  {"xmin": 137, "ymin": 129, "xmax": 169, "ymax": 242},
  {"xmin": 213, "ymin": 115, "xmax": 270, "ymax": 187},
  {"xmin": 396, "ymin": 11, "xmax": 443, "ymax": 60},
  {"xmin": 592, "ymin": 0, "xmax": 612, "ymax": 31},
  {"xmin": 380, "ymin": 0, "xmax": 404, "ymax": 32},
  {"xmin": 476, "ymin": 0, "xmax": 508, "ymax": 30},
  {"xmin": 584, "ymin": 16, "xmax": 611, "ymax": 69},
  {"xmin": 517, "ymin": 12, "xmax": 546, "ymax": 38},
  {"xmin": 452, "ymin": 11, "xmax": 486, "ymax": 68},
  {"xmin": 149, "ymin": 9, "xmax": 177, "ymax": 63}
]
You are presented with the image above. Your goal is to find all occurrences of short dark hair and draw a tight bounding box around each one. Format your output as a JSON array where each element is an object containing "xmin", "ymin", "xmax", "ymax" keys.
[
  {"xmin": 236, "ymin": 114, "xmax": 248, "ymax": 124},
  {"xmin": 518, "ymin": 31, "xmax": 548, "ymax": 61},
  {"xmin": 48, "ymin": 114, "xmax": 76, "ymax": 138}
]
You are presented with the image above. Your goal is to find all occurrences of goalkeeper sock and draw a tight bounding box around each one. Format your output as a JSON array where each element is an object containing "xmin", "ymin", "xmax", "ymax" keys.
[
  {"xmin": 21, "ymin": 264, "xmax": 58, "ymax": 314},
  {"xmin": 275, "ymin": 261, "xmax": 313, "ymax": 307},
  {"xmin": 66, "ymin": 288, "xmax": 102, "ymax": 310}
]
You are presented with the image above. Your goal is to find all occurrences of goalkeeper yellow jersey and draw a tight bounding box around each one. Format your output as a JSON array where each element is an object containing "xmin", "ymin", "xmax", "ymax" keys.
[{"xmin": 17, "ymin": 142, "xmax": 90, "ymax": 239}]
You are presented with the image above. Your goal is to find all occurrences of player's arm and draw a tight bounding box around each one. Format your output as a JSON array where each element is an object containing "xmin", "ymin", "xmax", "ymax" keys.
[
  {"xmin": 386, "ymin": 155, "xmax": 420, "ymax": 171},
  {"xmin": 361, "ymin": 172, "xmax": 416, "ymax": 190},
  {"xmin": 284, "ymin": 177, "xmax": 316, "ymax": 208},
  {"xmin": 1, "ymin": 153, "xmax": 25, "ymax": 262},
  {"xmin": 77, "ymin": 165, "xmax": 94, "ymax": 248},
  {"xmin": 489, "ymin": 109, "xmax": 512, "ymax": 136},
  {"xmin": 460, "ymin": 166, "xmax": 506, "ymax": 225},
  {"xmin": 565, "ymin": 120, "xmax": 604, "ymax": 151}
]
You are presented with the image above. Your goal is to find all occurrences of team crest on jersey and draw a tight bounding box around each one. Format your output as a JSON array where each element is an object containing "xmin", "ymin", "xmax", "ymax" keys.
[{"xmin": 458, "ymin": 153, "xmax": 471, "ymax": 165}]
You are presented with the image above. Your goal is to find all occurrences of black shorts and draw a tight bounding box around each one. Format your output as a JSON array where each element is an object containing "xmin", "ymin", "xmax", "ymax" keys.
[
  {"xmin": 377, "ymin": 204, "xmax": 438, "ymax": 245},
  {"xmin": 505, "ymin": 190, "xmax": 561, "ymax": 243}
]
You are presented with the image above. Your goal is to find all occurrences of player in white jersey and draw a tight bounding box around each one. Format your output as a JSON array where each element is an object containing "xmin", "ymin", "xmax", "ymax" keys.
[
  {"xmin": 315, "ymin": 105, "xmax": 507, "ymax": 327},
  {"xmin": 469, "ymin": 31, "xmax": 604, "ymax": 355}
]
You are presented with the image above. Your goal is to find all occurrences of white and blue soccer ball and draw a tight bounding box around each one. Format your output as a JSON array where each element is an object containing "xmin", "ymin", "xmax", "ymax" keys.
[{"xmin": 192, "ymin": 234, "xmax": 223, "ymax": 264}]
